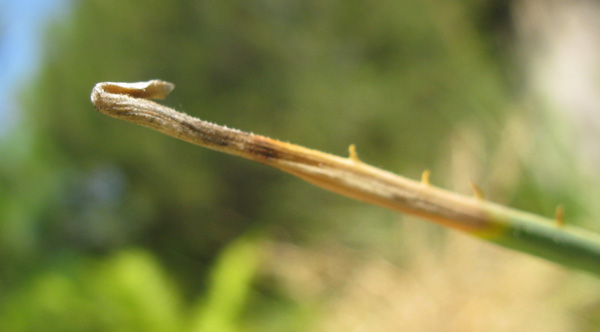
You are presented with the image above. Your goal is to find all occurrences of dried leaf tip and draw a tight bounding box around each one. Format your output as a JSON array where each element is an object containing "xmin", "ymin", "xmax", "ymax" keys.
[{"xmin": 93, "ymin": 80, "xmax": 175, "ymax": 100}]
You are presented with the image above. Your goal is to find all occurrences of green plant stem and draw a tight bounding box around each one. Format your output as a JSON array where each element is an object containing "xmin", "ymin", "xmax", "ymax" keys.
[{"xmin": 91, "ymin": 80, "xmax": 600, "ymax": 277}]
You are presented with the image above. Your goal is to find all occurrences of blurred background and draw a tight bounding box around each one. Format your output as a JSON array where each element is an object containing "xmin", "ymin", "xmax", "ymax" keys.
[{"xmin": 2, "ymin": 0, "xmax": 600, "ymax": 331}]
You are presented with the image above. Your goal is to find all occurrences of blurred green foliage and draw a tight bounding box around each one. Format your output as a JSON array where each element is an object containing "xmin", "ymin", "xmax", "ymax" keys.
[
  {"xmin": 2, "ymin": 0, "xmax": 599, "ymax": 331},
  {"xmin": 0, "ymin": 238, "xmax": 262, "ymax": 332}
]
